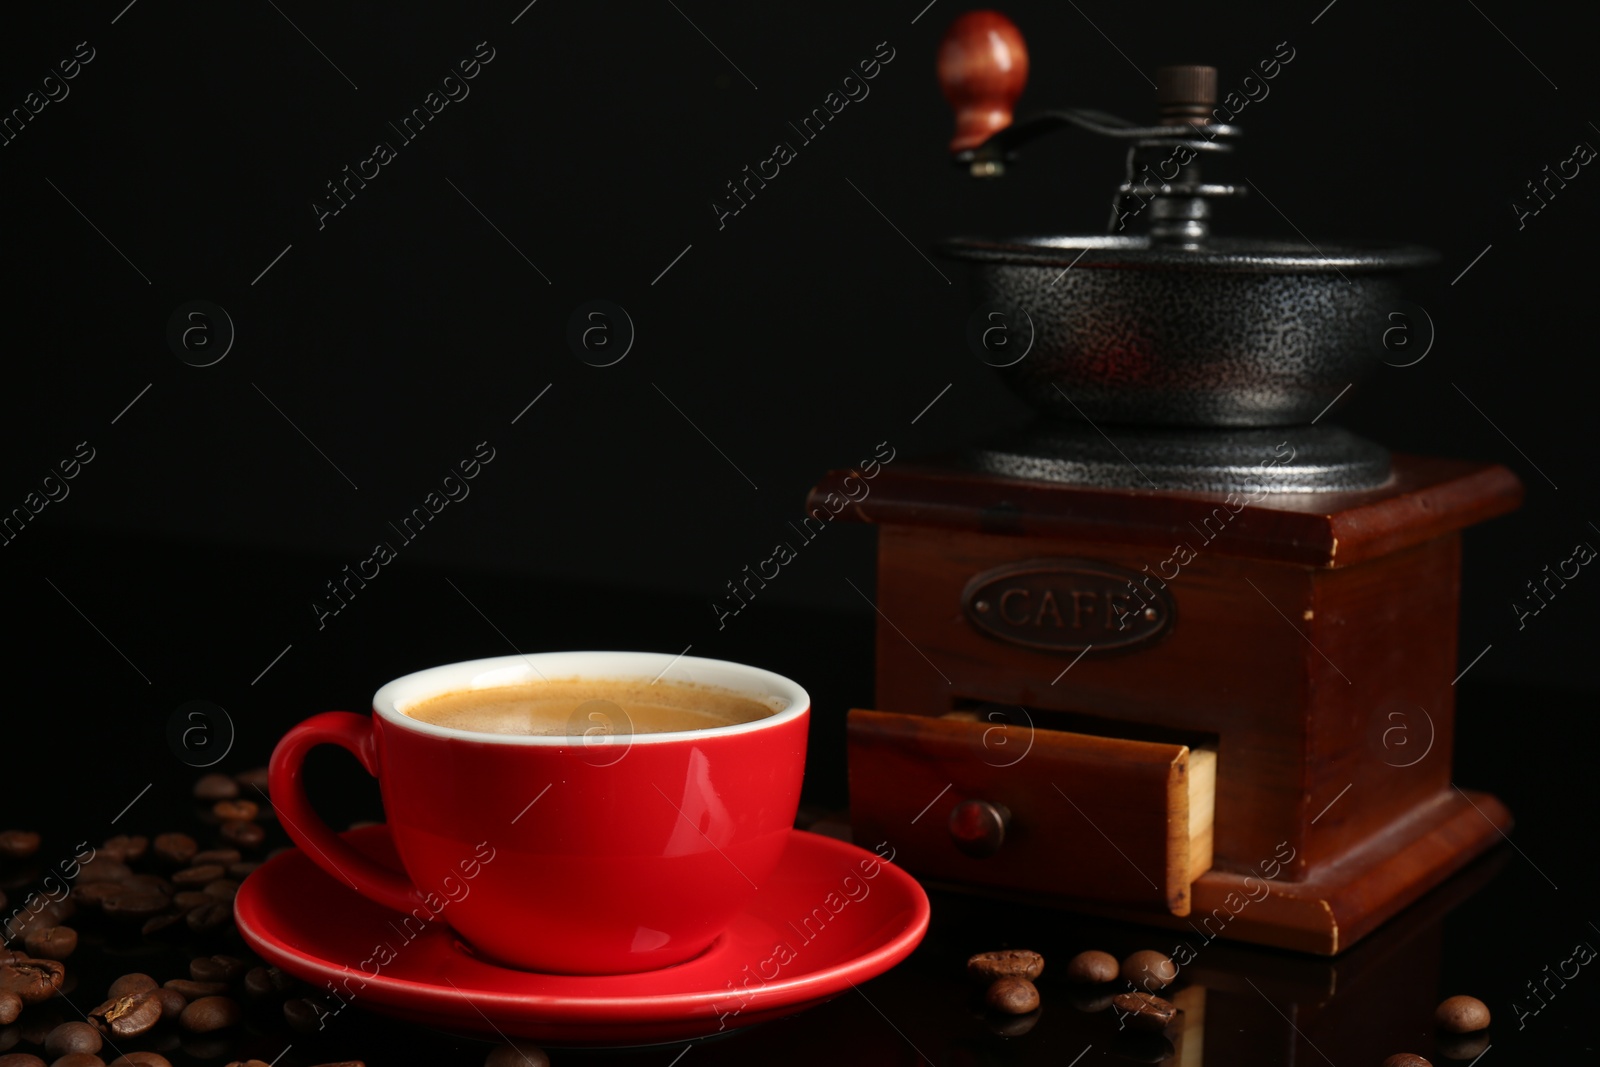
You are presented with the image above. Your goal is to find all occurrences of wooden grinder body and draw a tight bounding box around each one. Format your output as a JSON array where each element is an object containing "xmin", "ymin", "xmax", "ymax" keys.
[{"xmin": 818, "ymin": 455, "xmax": 1519, "ymax": 954}]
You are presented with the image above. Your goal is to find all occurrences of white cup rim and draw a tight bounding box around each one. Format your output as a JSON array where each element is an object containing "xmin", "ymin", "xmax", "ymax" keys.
[{"xmin": 371, "ymin": 651, "xmax": 810, "ymax": 746}]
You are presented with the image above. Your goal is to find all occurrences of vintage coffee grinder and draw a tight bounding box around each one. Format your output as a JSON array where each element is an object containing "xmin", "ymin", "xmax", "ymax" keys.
[{"xmin": 811, "ymin": 11, "xmax": 1521, "ymax": 954}]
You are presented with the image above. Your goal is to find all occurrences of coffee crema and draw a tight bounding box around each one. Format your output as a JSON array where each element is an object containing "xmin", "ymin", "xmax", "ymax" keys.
[{"xmin": 401, "ymin": 677, "xmax": 784, "ymax": 737}]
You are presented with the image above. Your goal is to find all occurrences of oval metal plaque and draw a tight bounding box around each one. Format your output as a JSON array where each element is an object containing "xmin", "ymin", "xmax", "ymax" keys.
[{"xmin": 961, "ymin": 558, "xmax": 1173, "ymax": 653}]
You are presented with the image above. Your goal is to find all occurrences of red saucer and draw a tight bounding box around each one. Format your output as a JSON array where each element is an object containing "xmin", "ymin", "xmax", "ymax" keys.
[{"xmin": 235, "ymin": 825, "xmax": 929, "ymax": 1046}]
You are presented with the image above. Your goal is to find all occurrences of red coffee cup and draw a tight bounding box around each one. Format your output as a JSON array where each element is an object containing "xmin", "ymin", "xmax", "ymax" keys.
[{"xmin": 269, "ymin": 652, "xmax": 809, "ymax": 974}]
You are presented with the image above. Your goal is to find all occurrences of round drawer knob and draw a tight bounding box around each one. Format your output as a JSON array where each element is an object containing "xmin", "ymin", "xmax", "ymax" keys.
[{"xmin": 948, "ymin": 798, "xmax": 1011, "ymax": 858}]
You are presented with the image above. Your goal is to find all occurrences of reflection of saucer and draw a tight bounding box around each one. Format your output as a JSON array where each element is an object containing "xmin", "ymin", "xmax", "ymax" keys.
[{"xmin": 235, "ymin": 825, "xmax": 929, "ymax": 1046}]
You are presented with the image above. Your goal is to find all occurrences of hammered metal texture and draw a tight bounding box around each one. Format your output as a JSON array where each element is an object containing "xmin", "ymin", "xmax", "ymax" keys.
[{"xmin": 945, "ymin": 237, "xmax": 1436, "ymax": 427}]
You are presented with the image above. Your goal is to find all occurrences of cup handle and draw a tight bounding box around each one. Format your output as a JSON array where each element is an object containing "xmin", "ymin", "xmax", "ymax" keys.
[{"xmin": 268, "ymin": 711, "xmax": 422, "ymax": 915}]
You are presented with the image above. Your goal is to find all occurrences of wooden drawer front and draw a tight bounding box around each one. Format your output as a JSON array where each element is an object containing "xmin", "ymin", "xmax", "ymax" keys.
[{"xmin": 848, "ymin": 709, "xmax": 1213, "ymax": 915}]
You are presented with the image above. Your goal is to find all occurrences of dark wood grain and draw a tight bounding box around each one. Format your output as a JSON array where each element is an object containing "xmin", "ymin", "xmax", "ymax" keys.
[
  {"xmin": 848, "ymin": 709, "xmax": 1204, "ymax": 913},
  {"xmin": 811, "ymin": 454, "xmax": 1522, "ymax": 568},
  {"xmin": 819, "ymin": 454, "xmax": 1521, "ymax": 953}
]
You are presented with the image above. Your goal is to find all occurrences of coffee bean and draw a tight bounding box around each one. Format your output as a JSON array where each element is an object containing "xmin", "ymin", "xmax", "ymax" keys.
[
  {"xmin": 178, "ymin": 996, "xmax": 240, "ymax": 1033},
  {"xmin": 46, "ymin": 1054, "xmax": 102, "ymax": 1067},
  {"xmin": 23, "ymin": 928, "xmax": 75, "ymax": 962},
  {"xmin": 4, "ymin": 901, "xmax": 74, "ymax": 943},
  {"xmin": 308, "ymin": 1062, "xmax": 365, "ymax": 1067},
  {"xmin": 223, "ymin": 1061, "xmax": 271, "ymax": 1067},
  {"xmin": 241, "ymin": 970, "xmax": 273, "ymax": 1000},
  {"xmin": 107, "ymin": 1055, "xmax": 174, "ymax": 1067},
  {"xmin": 0, "ymin": 993, "xmax": 19, "ymax": 1026},
  {"xmin": 163, "ymin": 980, "xmax": 226, "ymax": 1001},
  {"xmin": 139, "ymin": 915, "xmax": 184, "ymax": 940},
  {"xmin": 193, "ymin": 775, "xmax": 238, "ymax": 801},
  {"xmin": 74, "ymin": 861, "xmax": 132, "ymax": 885},
  {"xmin": 985, "ymin": 977, "xmax": 1040, "ymax": 1015},
  {"xmin": 106, "ymin": 975, "xmax": 156, "ymax": 1000},
  {"xmin": 151, "ymin": 835, "xmax": 197, "ymax": 867},
  {"xmin": 185, "ymin": 904, "xmax": 231, "ymax": 935},
  {"xmin": 43, "ymin": 1022, "xmax": 101, "ymax": 1058},
  {"xmin": 0, "ymin": 1052, "xmax": 46, "ymax": 1067},
  {"xmin": 1435, "ymin": 995, "xmax": 1490, "ymax": 1033},
  {"xmin": 70, "ymin": 884, "xmax": 120, "ymax": 910},
  {"xmin": 1112, "ymin": 991, "xmax": 1177, "ymax": 1032},
  {"xmin": 0, "ymin": 959, "xmax": 64, "ymax": 1004},
  {"xmin": 1380, "ymin": 1056, "xmax": 1431, "ymax": 1067},
  {"xmin": 90, "ymin": 991, "xmax": 161, "ymax": 1038},
  {"xmin": 170, "ymin": 892, "xmax": 208, "ymax": 913},
  {"xmin": 153, "ymin": 989, "xmax": 185, "ymax": 1024},
  {"xmin": 203, "ymin": 881, "xmax": 239, "ymax": 902},
  {"xmin": 248, "ymin": 968, "xmax": 293, "ymax": 998},
  {"xmin": 170, "ymin": 866, "xmax": 224, "ymax": 887},
  {"xmin": 211, "ymin": 800, "xmax": 258, "ymax": 822},
  {"xmin": 1115, "ymin": 988, "xmax": 1170, "ymax": 1031},
  {"xmin": 281, "ymin": 998, "xmax": 323, "ymax": 1035},
  {"xmin": 226, "ymin": 863, "xmax": 260, "ymax": 880},
  {"xmin": 967, "ymin": 949, "xmax": 1044, "ymax": 982},
  {"xmin": 100, "ymin": 890, "xmax": 170, "ymax": 920},
  {"xmin": 189, "ymin": 957, "xmax": 245, "ymax": 985},
  {"xmin": 99, "ymin": 837, "xmax": 148, "ymax": 865},
  {"xmin": 1064, "ymin": 949, "xmax": 1119, "ymax": 984},
  {"xmin": 190, "ymin": 850, "xmax": 241, "ymax": 867},
  {"xmin": 234, "ymin": 768, "xmax": 270, "ymax": 794},
  {"xmin": 218, "ymin": 823, "xmax": 264, "ymax": 850},
  {"xmin": 485, "ymin": 1043, "xmax": 550, "ymax": 1067},
  {"xmin": 1121, "ymin": 950, "xmax": 1177, "ymax": 991},
  {"xmin": 34, "ymin": 899, "xmax": 74, "ymax": 926},
  {"xmin": 119, "ymin": 875, "xmax": 171, "ymax": 895},
  {"xmin": 0, "ymin": 833, "xmax": 41, "ymax": 860}
]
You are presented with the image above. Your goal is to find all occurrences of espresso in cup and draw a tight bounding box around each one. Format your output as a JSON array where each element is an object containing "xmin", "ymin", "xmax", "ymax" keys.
[
  {"xmin": 403, "ymin": 677, "xmax": 783, "ymax": 736},
  {"xmin": 269, "ymin": 651, "xmax": 811, "ymax": 974}
]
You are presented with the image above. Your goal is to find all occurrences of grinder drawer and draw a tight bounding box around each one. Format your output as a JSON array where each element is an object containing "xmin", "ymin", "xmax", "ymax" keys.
[{"xmin": 848, "ymin": 708, "xmax": 1215, "ymax": 915}]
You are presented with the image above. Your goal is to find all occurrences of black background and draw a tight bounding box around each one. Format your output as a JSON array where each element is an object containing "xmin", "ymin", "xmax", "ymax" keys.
[{"xmin": 1, "ymin": 1, "xmax": 1597, "ymax": 1064}]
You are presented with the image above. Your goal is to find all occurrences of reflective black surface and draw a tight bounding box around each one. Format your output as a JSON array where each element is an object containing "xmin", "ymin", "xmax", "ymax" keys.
[{"xmin": 1, "ymin": 533, "xmax": 1594, "ymax": 1065}]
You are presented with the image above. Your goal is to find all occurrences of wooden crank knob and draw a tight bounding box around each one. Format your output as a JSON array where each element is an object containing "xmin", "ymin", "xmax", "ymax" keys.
[{"xmin": 938, "ymin": 10, "xmax": 1029, "ymax": 154}]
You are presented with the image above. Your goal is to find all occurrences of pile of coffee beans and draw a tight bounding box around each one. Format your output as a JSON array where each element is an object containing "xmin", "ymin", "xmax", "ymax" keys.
[
  {"xmin": 0, "ymin": 770, "xmax": 556, "ymax": 1067},
  {"xmin": 965, "ymin": 940, "xmax": 1492, "ymax": 1064},
  {"xmin": 960, "ymin": 949, "xmax": 1043, "ymax": 1037},
  {"xmin": 1064, "ymin": 946, "xmax": 1182, "ymax": 1042},
  {"xmin": 0, "ymin": 771, "xmax": 349, "ymax": 1067},
  {"xmin": 967, "ymin": 949, "xmax": 1044, "ymax": 1017}
]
